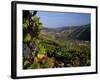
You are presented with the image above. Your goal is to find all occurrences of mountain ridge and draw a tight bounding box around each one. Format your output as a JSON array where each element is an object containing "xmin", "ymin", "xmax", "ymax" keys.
[{"xmin": 42, "ymin": 24, "xmax": 91, "ymax": 41}]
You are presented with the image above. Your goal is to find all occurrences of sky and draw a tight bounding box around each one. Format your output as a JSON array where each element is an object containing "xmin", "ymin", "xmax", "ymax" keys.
[{"xmin": 36, "ymin": 11, "xmax": 90, "ymax": 28}]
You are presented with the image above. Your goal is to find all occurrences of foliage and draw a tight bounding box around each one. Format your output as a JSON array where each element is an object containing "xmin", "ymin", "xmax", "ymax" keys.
[{"xmin": 23, "ymin": 11, "xmax": 91, "ymax": 69}]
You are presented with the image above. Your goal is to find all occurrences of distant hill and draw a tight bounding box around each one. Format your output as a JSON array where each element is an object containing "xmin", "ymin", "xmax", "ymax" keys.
[{"xmin": 42, "ymin": 24, "xmax": 91, "ymax": 41}]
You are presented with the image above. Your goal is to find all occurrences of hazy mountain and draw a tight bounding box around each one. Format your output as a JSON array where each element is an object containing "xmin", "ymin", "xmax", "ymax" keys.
[{"xmin": 42, "ymin": 24, "xmax": 91, "ymax": 41}]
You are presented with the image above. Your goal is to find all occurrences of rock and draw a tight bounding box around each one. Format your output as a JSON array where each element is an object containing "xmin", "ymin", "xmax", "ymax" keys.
[
  {"xmin": 24, "ymin": 60, "xmax": 31, "ymax": 66},
  {"xmin": 23, "ymin": 43, "xmax": 32, "ymax": 59},
  {"xmin": 55, "ymin": 60, "xmax": 64, "ymax": 67}
]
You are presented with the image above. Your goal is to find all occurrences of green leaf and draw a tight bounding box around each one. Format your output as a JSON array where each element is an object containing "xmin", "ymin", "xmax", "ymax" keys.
[
  {"xmin": 29, "ymin": 61, "xmax": 40, "ymax": 69},
  {"xmin": 33, "ymin": 16, "xmax": 39, "ymax": 22},
  {"xmin": 24, "ymin": 33, "xmax": 31, "ymax": 42},
  {"xmin": 41, "ymin": 61, "xmax": 50, "ymax": 68},
  {"xmin": 38, "ymin": 44, "xmax": 46, "ymax": 54},
  {"xmin": 23, "ymin": 23, "xmax": 28, "ymax": 29},
  {"xmin": 38, "ymin": 24, "xmax": 42, "ymax": 30}
]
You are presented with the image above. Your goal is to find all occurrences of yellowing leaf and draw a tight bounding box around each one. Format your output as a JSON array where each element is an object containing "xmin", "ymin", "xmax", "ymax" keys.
[{"xmin": 37, "ymin": 54, "xmax": 45, "ymax": 59}]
